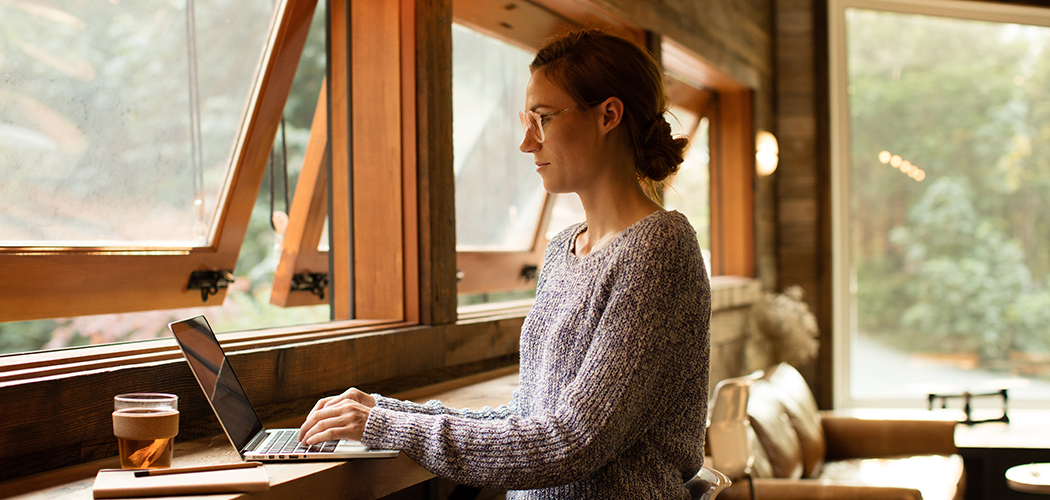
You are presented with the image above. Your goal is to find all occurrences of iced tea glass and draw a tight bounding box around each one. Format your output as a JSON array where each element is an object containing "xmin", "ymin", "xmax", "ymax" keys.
[{"xmin": 112, "ymin": 393, "xmax": 179, "ymax": 469}]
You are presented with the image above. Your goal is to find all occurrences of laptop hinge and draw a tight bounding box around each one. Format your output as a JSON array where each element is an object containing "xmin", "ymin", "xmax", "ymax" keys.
[{"xmin": 244, "ymin": 431, "xmax": 269, "ymax": 454}]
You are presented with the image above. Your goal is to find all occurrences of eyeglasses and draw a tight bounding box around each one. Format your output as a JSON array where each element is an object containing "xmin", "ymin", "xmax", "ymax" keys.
[{"xmin": 518, "ymin": 102, "xmax": 600, "ymax": 143}]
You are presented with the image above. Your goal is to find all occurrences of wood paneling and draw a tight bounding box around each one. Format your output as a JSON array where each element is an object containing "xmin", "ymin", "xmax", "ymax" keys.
[
  {"xmin": 774, "ymin": 0, "xmax": 832, "ymax": 407},
  {"xmin": 401, "ymin": 0, "xmax": 421, "ymax": 325}
]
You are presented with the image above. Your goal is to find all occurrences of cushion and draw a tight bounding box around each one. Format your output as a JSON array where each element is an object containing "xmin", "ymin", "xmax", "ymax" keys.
[
  {"xmin": 747, "ymin": 379, "xmax": 804, "ymax": 479},
  {"xmin": 767, "ymin": 363, "xmax": 827, "ymax": 477},
  {"xmin": 819, "ymin": 454, "xmax": 965, "ymax": 500}
]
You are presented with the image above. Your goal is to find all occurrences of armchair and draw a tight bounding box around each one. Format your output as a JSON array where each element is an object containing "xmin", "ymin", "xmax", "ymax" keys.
[{"xmin": 707, "ymin": 363, "xmax": 964, "ymax": 500}]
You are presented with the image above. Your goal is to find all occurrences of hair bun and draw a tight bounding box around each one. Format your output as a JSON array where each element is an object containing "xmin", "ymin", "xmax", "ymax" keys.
[{"xmin": 637, "ymin": 116, "xmax": 687, "ymax": 182}]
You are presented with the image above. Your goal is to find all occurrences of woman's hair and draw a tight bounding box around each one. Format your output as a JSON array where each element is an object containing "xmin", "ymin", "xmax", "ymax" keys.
[{"xmin": 530, "ymin": 29, "xmax": 688, "ymax": 186}]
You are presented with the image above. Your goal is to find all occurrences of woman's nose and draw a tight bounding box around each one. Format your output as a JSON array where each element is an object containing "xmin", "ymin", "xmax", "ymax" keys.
[{"xmin": 520, "ymin": 133, "xmax": 540, "ymax": 153}]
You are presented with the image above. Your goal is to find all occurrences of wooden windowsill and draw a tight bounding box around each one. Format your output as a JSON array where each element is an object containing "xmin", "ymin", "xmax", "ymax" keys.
[{"xmin": 3, "ymin": 366, "xmax": 521, "ymax": 500}]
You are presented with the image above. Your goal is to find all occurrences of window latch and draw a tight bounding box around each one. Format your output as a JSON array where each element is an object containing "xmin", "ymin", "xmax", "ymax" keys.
[
  {"xmin": 188, "ymin": 270, "xmax": 235, "ymax": 302},
  {"xmin": 291, "ymin": 272, "xmax": 329, "ymax": 300},
  {"xmin": 521, "ymin": 264, "xmax": 538, "ymax": 281}
]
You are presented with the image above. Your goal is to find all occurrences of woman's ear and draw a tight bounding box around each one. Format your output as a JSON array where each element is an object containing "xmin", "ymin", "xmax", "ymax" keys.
[{"xmin": 597, "ymin": 97, "xmax": 624, "ymax": 134}]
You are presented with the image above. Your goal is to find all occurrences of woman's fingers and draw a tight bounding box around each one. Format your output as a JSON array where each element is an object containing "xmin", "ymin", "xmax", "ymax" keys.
[
  {"xmin": 300, "ymin": 399, "xmax": 371, "ymax": 444},
  {"xmin": 299, "ymin": 388, "xmax": 377, "ymax": 442}
]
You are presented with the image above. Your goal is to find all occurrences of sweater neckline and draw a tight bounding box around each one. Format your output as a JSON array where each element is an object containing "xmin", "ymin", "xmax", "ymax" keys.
[{"xmin": 566, "ymin": 210, "xmax": 672, "ymax": 262}]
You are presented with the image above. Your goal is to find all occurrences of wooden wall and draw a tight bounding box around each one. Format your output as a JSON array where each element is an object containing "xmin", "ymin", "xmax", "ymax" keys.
[{"xmin": 772, "ymin": 0, "xmax": 832, "ymax": 407}]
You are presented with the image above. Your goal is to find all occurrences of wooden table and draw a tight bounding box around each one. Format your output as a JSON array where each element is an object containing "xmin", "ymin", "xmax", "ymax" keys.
[
  {"xmin": 1006, "ymin": 463, "xmax": 1050, "ymax": 495},
  {"xmin": 954, "ymin": 410, "xmax": 1050, "ymax": 500},
  {"xmin": 1, "ymin": 367, "xmax": 520, "ymax": 500}
]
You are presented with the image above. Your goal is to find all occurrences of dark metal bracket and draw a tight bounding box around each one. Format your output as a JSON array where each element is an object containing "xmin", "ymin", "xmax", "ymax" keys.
[
  {"xmin": 521, "ymin": 264, "xmax": 539, "ymax": 281},
  {"xmin": 291, "ymin": 272, "xmax": 329, "ymax": 300},
  {"xmin": 928, "ymin": 389, "xmax": 1009, "ymax": 425},
  {"xmin": 187, "ymin": 270, "xmax": 235, "ymax": 303}
]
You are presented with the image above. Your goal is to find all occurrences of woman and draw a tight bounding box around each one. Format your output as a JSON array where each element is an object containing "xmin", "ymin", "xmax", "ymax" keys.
[{"xmin": 300, "ymin": 29, "xmax": 711, "ymax": 499}]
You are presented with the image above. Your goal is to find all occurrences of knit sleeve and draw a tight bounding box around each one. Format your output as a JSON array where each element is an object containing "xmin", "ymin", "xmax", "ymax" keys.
[
  {"xmin": 361, "ymin": 216, "xmax": 709, "ymax": 491},
  {"xmin": 371, "ymin": 389, "xmax": 521, "ymax": 420}
]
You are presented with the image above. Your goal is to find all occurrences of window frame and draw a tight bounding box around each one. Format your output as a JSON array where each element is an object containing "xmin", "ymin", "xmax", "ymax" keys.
[{"xmin": 828, "ymin": 0, "xmax": 1050, "ymax": 409}]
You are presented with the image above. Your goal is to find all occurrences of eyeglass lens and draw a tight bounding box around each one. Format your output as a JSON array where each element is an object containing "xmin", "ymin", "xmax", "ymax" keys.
[{"xmin": 519, "ymin": 111, "xmax": 545, "ymax": 143}]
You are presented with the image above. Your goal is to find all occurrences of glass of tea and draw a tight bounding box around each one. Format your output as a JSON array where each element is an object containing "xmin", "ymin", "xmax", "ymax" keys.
[{"xmin": 112, "ymin": 393, "xmax": 179, "ymax": 469}]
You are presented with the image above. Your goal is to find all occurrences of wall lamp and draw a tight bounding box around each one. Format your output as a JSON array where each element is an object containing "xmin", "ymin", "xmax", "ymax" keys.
[{"xmin": 755, "ymin": 130, "xmax": 779, "ymax": 176}]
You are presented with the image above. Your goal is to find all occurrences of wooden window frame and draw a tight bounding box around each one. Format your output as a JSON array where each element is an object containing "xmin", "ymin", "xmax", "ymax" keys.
[{"xmin": 662, "ymin": 37, "xmax": 756, "ymax": 278}]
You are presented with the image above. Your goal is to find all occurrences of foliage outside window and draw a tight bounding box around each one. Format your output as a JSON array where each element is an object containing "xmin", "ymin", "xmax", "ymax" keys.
[{"xmin": 834, "ymin": 1, "xmax": 1050, "ymax": 406}]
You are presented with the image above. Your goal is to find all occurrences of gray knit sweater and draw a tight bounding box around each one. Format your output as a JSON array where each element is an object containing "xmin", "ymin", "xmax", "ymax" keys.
[{"xmin": 362, "ymin": 210, "xmax": 711, "ymax": 499}]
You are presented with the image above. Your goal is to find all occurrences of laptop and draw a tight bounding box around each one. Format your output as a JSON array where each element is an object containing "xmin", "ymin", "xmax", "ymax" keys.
[{"xmin": 169, "ymin": 315, "xmax": 399, "ymax": 461}]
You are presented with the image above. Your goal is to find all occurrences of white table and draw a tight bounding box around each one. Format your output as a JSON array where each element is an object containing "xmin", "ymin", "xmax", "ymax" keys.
[{"xmin": 1006, "ymin": 463, "xmax": 1050, "ymax": 495}]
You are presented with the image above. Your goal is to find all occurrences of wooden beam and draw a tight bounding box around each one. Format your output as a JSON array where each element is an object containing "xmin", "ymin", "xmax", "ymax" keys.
[{"xmin": 416, "ymin": 0, "xmax": 458, "ymax": 325}]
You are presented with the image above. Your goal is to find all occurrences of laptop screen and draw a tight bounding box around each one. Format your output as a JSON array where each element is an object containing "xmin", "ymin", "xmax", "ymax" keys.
[{"xmin": 170, "ymin": 316, "xmax": 265, "ymax": 453}]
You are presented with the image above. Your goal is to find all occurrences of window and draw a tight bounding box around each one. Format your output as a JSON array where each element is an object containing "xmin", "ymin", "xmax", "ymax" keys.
[
  {"xmin": 450, "ymin": 2, "xmax": 592, "ymax": 303},
  {"xmin": 830, "ymin": 0, "xmax": 1050, "ymax": 408},
  {"xmin": 662, "ymin": 38, "xmax": 754, "ymax": 278},
  {"xmin": 664, "ymin": 75, "xmax": 714, "ymax": 274},
  {"xmin": 0, "ymin": 0, "xmax": 331, "ymax": 352}
]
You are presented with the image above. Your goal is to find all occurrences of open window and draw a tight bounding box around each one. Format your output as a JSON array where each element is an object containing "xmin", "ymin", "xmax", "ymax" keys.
[
  {"xmin": 0, "ymin": 0, "xmax": 319, "ymax": 322},
  {"xmin": 0, "ymin": 0, "xmax": 420, "ymax": 355},
  {"xmin": 451, "ymin": 1, "xmax": 645, "ymax": 305}
]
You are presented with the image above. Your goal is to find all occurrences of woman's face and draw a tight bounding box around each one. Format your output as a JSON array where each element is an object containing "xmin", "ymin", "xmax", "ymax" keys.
[{"xmin": 519, "ymin": 70, "xmax": 602, "ymax": 195}]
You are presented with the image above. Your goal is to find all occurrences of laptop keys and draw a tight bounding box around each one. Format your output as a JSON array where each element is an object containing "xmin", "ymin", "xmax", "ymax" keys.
[{"xmin": 261, "ymin": 430, "xmax": 339, "ymax": 455}]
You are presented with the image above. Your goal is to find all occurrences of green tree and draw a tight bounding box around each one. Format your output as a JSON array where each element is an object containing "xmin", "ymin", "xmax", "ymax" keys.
[{"xmin": 891, "ymin": 177, "xmax": 1050, "ymax": 360}]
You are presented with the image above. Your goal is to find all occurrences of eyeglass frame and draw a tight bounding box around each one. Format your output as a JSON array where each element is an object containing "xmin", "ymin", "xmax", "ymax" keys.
[{"xmin": 518, "ymin": 101, "xmax": 602, "ymax": 143}]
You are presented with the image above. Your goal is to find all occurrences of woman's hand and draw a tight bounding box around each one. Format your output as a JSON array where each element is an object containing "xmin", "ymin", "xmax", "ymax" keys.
[{"xmin": 298, "ymin": 388, "xmax": 377, "ymax": 444}]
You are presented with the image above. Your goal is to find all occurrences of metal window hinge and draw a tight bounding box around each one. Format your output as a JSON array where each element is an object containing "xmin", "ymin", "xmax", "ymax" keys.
[
  {"xmin": 291, "ymin": 272, "xmax": 329, "ymax": 300},
  {"xmin": 188, "ymin": 270, "xmax": 235, "ymax": 302},
  {"xmin": 521, "ymin": 264, "xmax": 539, "ymax": 281}
]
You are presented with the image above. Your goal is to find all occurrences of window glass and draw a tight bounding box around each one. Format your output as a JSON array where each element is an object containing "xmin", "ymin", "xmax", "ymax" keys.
[
  {"xmin": 1, "ymin": 1, "xmax": 275, "ymax": 246},
  {"xmin": 664, "ymin": 108, "xmax": 711, "ymax": 253},
  {"xmin": 842, "ymin": 7, "xmax": 1050, "ymax": 404},
  {"xmin": 452, "ymin": 23, "xmax": 544, "ymax": 251},
  {"xmin": 0, "ymin": 1, "xmax": 330, "ymax": 354},
  {"xmin": 546, "ymin": 194, "xmax": 585, "ymax": 240}
]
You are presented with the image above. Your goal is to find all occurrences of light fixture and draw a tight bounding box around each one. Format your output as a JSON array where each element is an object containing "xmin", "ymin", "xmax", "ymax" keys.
[{"xmin": 755, "ymin": 130, "xmax": 779, "ymax": 176}]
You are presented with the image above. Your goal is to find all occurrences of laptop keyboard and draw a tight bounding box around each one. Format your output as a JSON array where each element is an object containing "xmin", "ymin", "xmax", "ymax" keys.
[{"xmin": 262, "ymin": 429, "xmax": 339, "ymax": 454}]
